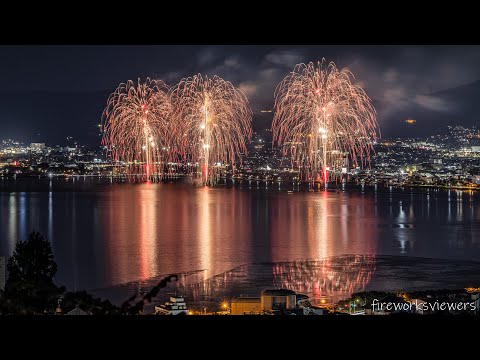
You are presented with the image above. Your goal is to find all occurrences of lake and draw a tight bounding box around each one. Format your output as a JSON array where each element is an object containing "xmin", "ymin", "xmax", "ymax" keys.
[{"xmin": 1, "ymin": 178, "xmax": 480, "ymax": 305}]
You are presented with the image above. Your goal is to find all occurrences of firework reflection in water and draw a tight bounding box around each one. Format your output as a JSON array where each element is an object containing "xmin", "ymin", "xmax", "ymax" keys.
[
  {"xmin": 175, "ymin": 255, "xmax": 375, "ymax": 308},
  {"xmin": 272, "ymin": 255, "xmax": 376, "ymax": 305}
]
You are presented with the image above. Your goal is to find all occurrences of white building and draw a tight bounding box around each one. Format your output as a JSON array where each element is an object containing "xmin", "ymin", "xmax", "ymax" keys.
[
  {"xmin": 0, "ymin": 257, "xmax": 5, "ymax": 291},
  {"xmin": 30, "ymin": 143, "xmax": 46, "ymax": 152},
  {"xmin": 154, "ymin": 296, "xmax": 188, "ymax": 315}
]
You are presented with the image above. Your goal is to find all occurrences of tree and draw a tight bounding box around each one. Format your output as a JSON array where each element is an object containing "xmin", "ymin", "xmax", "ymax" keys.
[
  {"xmin": 0, "ymin": 230, "xmax": 179, "ymax": 315},
  {"xmin": 7, "ymin": 230, "xmax": 57, "ymax": 284},
  {"xmin": 0, "ymin": 230, "xmax": 63, "ymax": 314}
]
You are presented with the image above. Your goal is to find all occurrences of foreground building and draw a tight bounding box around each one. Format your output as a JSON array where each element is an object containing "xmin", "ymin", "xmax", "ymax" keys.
[
  {"xmin": 230, "ymin": 289, "xmax": 321, "ymax": 315},
  {"xmin": 231, "ymin": 289, "xmax": 297, "ymax": 315},
  {"xmin": 154, "ymin": 296, "xmax": 189, "ymax": 315},
  {"xmin": 231, "ymin": 297, "xmax": 263, "ymax": 315},
  {"xmin": 261, "ymin": 289, "xmax": 297, "ymax": 311}
]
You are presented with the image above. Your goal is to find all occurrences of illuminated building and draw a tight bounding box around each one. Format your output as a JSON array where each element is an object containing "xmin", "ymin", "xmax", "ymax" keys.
[
  {"xmin": 261, "ymin": 289, "xmax": 297, "ymax": 311},
  {"xmin": 230, "ymin": 297, "xmax": 262, "ymax": 315},
  {"xmin": 154, "ymin": 296, "xmax": 189, "ymax": 315},
  {"xmin": 230, "ymin": 289, "xmax": 298, "ymax": 315},
  {"xmin": 30, "ymin": 143, "xmax": 46, "ymax": 152}
]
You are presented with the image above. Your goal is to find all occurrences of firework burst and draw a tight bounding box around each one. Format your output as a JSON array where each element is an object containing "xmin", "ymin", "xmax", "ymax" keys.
[
  {"xmin": 101, "ymin": 78, "xmax": 174, "ymax": 181},
  {"xmin": 272, "ymin": 59, "xmax": 380, "ymax": 183},
  {"xmin": 170, "ymin": 74, "xmax": 253, "ymax": 185}
]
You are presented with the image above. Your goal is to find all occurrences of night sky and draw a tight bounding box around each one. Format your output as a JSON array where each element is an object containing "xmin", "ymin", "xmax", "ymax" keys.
[{"xmin": 1, "ymin": 45, "xmax": 480, "ymax": 145}]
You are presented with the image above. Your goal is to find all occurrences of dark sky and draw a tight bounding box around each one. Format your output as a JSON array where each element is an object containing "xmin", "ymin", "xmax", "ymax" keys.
[{"xmin": 1, "ymin": 45, "xmax": 480, "ymax": 144}]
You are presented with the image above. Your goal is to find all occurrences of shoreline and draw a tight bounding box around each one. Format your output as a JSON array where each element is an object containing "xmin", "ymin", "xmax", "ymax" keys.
[
  {"xmin": 87, "ymin": 255, "xmax": 480, "ymax": 311},
  {"xmin": 0, "ymin": 175, "xmax": 479, "ymax": 192}
]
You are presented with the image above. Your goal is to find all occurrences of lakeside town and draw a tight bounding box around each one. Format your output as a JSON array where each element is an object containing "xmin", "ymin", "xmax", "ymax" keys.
[
  {"xmin": 1, "ymin": 124, "xmax": 480, "ymax": 190},
  {"xmin": 2, "ymin": 253, "xmax": 478, "ymax": 316},
  {"xmin": 1, "ymin": 122, "xmax": 480, "ymax": 316},
  {"xmin": 169, "ymin": 287, "xmax": 480, "ymax": 316}
]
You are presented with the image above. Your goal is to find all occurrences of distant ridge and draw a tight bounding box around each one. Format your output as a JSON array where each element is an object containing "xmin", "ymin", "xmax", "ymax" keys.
[
  {"xmin": 1, "ymin": 80, "xmax": 479, "ymax": 144},
  {"xmin": 376, "ymin": 79, "xmax": 480, "ymax": 138}
]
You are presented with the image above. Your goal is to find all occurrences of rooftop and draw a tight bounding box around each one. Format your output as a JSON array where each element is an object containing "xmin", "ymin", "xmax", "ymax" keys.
[
  {"xmin": 66, "ymin": 306, "xmax": 90, "ymax": 315},
  {"xmin": 231, "ymin": 297, "xmax": 261, "ymax": 303},
  {"xmin": 261, "ymin": 289, "xmax": 296, "ymax": 296}
]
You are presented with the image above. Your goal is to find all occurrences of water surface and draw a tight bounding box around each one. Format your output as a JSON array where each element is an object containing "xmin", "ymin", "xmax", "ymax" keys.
[{"xmin": 1, "ymin": 178, "xmax": 479, "ymax": 303}]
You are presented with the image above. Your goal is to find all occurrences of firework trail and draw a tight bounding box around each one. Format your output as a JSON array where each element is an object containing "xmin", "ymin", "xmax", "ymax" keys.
[
  {"xmin": 101, "ymin": 78, "xmax": 174, "ymax": 181},
  {"xmin": 272, "ymin": 59, "xmax": 380, "ymax": 184},
  {"xmin": 170, "ymin": 74, "xmax": 253, "ymax": 185}
]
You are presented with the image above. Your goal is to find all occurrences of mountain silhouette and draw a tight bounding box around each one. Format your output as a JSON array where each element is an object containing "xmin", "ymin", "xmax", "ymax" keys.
[
  {"xmin": 376, "ymin": 80, "xmax": 480, "ymax": 138},
  {"xmin": 1, "ymin": 80, "xmax": 479, "ymax": 145}
]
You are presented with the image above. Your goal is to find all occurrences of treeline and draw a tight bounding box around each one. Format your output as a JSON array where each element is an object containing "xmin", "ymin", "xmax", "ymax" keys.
[{"xmin": 0, "ymin": 230, "xmax": 176, "ymax": 315}]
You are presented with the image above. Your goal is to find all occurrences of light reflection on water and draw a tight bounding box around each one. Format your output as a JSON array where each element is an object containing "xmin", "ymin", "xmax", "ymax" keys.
[
  {"xmin": 130, "ymin": 255, "xmax": 480, "ymax": 311},
  {"xmin": 176, "ymin": 255, "xmax": 376, "ymax": 306},
  {"xmin": 0, "ymin": 178, "xmax": 480, "ymax": 296},
  {"xmin": 272, "ymin": 256, "xmax": 376, "ymax": 304}
]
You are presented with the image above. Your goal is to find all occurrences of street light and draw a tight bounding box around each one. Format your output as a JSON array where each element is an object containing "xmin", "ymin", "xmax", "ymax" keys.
[{"xmin": 221, "ymin": 301, "xmax": 230, "ymax": 314}]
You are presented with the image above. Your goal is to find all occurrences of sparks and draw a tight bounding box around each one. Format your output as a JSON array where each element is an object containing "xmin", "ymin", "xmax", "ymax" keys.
[
  {"xmin": 272, "ymin": 59, "xmax": 380, "ymax": 184},
  {"xmin": 101, "ymin": 78, "xmax": 174, "ymax": 181},
  {"xmin": 170, "ymin": 74, "xmax": 253, "ymax": 185}
]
